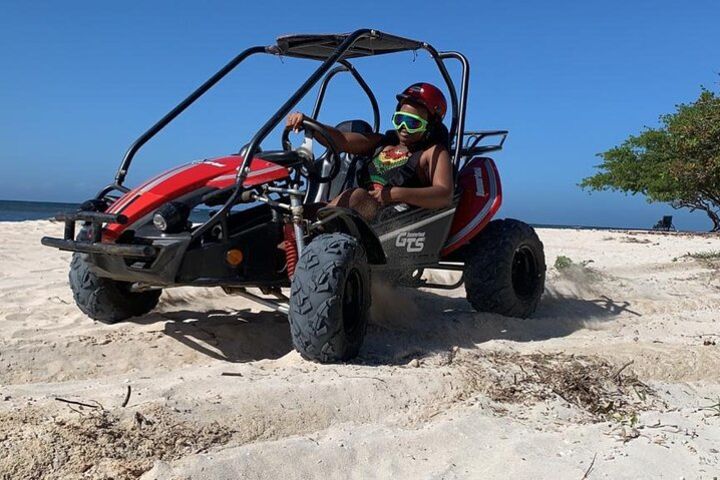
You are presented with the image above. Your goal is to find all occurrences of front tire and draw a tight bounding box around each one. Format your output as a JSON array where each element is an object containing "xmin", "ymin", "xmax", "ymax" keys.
[
  {"xmin": 69, "ymin": 253, "xmax": 161, "ymax": 324},
  {"xmin": 288, "ymin": 233, "xmax": 371, "ymax": 363},
  {"xmin": 464, "ymin": 219, "xmax": 546, "ymax": 318}
]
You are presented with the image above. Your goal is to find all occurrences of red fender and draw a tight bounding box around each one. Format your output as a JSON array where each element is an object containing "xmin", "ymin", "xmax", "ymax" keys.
[{"xmin": 441, "ymin": 157, "xmax": 502, "ymax": 256}]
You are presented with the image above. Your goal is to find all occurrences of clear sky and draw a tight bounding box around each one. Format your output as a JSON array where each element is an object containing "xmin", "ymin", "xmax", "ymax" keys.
[{"xmin": 1, "ymin": 0, "xmax": 719, "ymax": 230}]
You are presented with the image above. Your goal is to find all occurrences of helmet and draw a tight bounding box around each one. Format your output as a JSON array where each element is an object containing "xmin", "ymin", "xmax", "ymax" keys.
[{"xmin": 396, "ymin": 82, "xmax": 447, "ymax": 120}]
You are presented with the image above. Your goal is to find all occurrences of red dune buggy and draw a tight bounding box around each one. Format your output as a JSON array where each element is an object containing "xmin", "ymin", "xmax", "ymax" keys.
[{"xmin": 42, "ymin": 30, "xmax": 546, "ymax": 363}]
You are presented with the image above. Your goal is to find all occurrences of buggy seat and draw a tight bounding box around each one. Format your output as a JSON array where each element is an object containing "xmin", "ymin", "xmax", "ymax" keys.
[{"xmin": 328, "ymin": 119, "xmax": 375, "ymax": 199}]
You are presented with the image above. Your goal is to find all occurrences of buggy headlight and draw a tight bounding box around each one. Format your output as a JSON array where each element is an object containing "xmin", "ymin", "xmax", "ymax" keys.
[{"xmin": 153, "ymin": 202, "xmax": 189, "ymax": 233}]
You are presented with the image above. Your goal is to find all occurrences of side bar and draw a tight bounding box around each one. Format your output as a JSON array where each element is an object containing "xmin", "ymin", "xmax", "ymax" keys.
[
  {"xmin": 114, "ymin": 45, "xmax": 269, "ymax": 186},
  {"xmin": 228, "ymin": 288, "xmax": 290, "ymax": 315}
]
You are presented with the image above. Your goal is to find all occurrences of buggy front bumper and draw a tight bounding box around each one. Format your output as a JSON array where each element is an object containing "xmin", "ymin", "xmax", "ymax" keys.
[
  {"xmin": 41, "ymin": 210, "xmax": 189, "ymax": 285},
  {"xmin": 40, "ymin": 237, "xmax": 156, "ymax": 258},
  {"xmin": 41, "ymin": 210, "xmax": 155, "ymax": 259}
]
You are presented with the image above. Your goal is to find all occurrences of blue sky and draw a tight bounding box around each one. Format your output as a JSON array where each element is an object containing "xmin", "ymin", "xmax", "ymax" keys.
[{"xmin": 1, "ymin": 0, "xmax": 719, "ymax": 230}]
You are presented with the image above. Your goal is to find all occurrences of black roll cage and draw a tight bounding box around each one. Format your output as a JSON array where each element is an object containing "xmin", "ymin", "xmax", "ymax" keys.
[
  {"xmin": 97, "ymin": 29, "xmax": 492, "ymax": 242},
  {"xmin": 311, "ymin": 60, "xmax": 381, "ymax": 133}
]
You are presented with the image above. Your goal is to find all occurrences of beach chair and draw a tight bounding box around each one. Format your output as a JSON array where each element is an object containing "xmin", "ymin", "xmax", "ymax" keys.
[{"xmin": 652, "ymin": 215, "xmax": 676, "ymax": 232}]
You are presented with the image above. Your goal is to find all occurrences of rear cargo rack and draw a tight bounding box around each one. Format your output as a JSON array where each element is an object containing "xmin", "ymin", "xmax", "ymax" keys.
[{"xmin": 461, "ymin": 130, "xmax": 509, "ymax": 156}]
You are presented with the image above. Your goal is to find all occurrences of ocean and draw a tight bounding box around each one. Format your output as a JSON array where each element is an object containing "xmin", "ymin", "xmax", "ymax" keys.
[
  {"xmin": 0, "ymin": 200, "xmax": 212, "ymax": 223},
  {"xmin": 0, "ymin": 200, "xmax": 81, "ymax": 222}
]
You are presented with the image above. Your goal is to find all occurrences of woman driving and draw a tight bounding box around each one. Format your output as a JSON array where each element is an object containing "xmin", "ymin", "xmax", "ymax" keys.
[{"xmin": 286, "ymin": 82, "xmax": 453, "ymax": 221}]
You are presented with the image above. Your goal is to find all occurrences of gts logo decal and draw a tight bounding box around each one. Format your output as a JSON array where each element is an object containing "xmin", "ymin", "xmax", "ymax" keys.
[{"xmin": 395, "ymin": 231, "xmax": 426, "ymax": 252}]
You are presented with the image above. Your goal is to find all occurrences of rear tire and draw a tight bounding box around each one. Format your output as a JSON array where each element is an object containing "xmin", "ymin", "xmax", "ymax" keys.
[
  {"xmin": 464, "ymin": 219, "xmax": 545, "ymax": 318},
  {"xmin": 288, "ymin": 233, "xmax": 370, "ymax": 363},
  {"xmin": 69, "ymin": 253, "xmax": 161, "ymax": 324}
]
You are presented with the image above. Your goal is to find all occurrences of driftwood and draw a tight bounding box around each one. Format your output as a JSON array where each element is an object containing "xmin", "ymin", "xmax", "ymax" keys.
[
  {"xmin": 121, "ymin": 385, "xmax": 132, "ymax": 407},
  {"xmin": 581, "ymin": 452, "xmax": 597, "ymax": 479},
  {"xmin": 54, "ymin": 397, "xmax": 102, "ymax": 409}
]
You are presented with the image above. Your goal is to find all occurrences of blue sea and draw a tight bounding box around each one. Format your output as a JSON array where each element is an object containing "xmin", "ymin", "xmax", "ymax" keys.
[
  {"xmin": 0, "ymin": 200, "xmax": 212, "ymax": 223},
  {"xmin": 0, "ymin": 200, "xmax": 81, "ymax": 222}
]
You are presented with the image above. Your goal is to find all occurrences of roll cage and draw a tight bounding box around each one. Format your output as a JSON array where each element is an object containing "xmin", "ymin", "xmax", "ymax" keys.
[{"xmin": 98, "ymin": 29, "xmax": 506, "ymax": 243}]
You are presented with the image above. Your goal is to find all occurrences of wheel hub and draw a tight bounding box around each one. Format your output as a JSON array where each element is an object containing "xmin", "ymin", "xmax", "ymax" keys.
[{"xmin": 512, "ymin": 245, "xmax": 539, "ymax": 299}]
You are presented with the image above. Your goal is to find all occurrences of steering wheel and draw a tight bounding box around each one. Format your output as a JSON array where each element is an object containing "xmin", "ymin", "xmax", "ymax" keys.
[{"xmin": 281, "ymin": 118, "xmax": 342, "ymax": 183}]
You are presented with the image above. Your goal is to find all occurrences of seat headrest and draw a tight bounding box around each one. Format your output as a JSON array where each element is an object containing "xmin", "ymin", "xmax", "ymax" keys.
[{"xmin": 335, "ymin": 119, "xmax": 373, "ymax": 134}]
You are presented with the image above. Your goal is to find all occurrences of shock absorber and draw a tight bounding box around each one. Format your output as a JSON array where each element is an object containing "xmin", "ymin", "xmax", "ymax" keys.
[{"xmin": 282, "ymin": 222, "xmax": 298, "ymax": 279}]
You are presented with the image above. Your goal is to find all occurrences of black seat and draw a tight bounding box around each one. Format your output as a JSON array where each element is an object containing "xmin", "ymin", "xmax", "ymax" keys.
[
  {"xmin": 328, "ymin": 119, "xmax": 374, "ymax": 199},
  {"xmin": 307, "ymin": 119, "xmax": 374, "ymax": 202}
]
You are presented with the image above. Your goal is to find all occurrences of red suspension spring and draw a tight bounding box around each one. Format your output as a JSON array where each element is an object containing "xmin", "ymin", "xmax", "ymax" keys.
[{"xmin": 282, "ymin": 223, "xmax": 298, "ymax": 279}]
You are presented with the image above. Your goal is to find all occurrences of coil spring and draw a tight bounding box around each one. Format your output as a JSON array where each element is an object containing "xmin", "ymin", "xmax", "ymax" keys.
[{"xmin": 283, "ymin": 223, "xmax": 298, "ymax": 279}]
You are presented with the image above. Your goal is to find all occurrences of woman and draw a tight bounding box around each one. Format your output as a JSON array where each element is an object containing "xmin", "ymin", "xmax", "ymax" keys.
[{"xmin": 286, "ymin": 82, "xmax": 454, "ymax": 221}]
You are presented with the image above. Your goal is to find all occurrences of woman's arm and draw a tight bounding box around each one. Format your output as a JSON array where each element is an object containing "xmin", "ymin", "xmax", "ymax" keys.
[
  {"xmin": 373, "ymin": 146, "xmax": 454, "ymax": 209},
  {"xmin": 286, "ymin": 112, "xmax": 382, "ymax": 155}
]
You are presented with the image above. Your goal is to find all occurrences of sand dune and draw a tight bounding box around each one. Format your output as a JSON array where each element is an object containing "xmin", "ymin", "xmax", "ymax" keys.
[{"xmin": 1, "ymin": 221, "xmax": 719, "ymax": 479}]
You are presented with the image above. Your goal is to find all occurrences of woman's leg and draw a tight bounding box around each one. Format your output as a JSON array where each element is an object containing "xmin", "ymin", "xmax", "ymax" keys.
[{"xmin": 329, "ymin": 188, "xmax": 380, "ymax": 222}]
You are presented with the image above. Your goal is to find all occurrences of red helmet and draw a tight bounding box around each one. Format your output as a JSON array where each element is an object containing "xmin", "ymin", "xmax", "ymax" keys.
[{"xmin": 396, "ymin": 82, "xmax": 447, "ymax": 120}]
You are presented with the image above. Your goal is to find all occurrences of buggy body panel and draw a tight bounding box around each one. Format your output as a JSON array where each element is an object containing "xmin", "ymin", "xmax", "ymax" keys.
[
  {"xmin": 441, "ymin": 157, "xmax": 503, "ymax": 256},
  {"xmin": 104, "ymin": 156, "xmax": 289, "ymax": 240},
  {"xmin": 373, "ymin": 204, "xmax": 457, "ymax": 267}
]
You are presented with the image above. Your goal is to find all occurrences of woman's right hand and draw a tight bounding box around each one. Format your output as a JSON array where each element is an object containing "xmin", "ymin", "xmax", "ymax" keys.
[{"xmin": 286, "ymin": 112, "xmax": 305, "ymax": 133}]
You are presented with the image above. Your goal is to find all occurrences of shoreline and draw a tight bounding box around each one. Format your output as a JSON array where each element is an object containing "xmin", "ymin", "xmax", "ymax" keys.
[{"xmin": 1, "ymin": 220, "xmax": 719, "ymax": 478}]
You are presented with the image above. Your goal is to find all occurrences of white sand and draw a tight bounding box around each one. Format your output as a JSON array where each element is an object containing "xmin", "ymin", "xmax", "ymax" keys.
[{"xmin": 1, "ymin": 221, "xmax": 719, "ymax": 479}]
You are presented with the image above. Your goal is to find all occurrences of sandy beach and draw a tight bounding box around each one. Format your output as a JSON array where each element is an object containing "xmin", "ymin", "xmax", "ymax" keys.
[{"xmin": 0, "ymin": 220, "xmax": 719, "ymax": 479}]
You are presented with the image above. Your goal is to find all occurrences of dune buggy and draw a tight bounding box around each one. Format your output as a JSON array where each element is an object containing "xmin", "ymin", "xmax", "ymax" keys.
[{"xmin": 42, "ymin": 30, "xmax": 546, "ymax": 363}]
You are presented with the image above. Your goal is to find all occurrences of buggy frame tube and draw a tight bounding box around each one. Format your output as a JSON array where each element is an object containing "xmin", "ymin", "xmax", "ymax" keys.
[
  {"xmin": 191, "ymin": 28, "xmax": 375, "ymax": 241},
  {"xmin": 340, "ymin": 60, "xmax": 381, "ymax": 133},
  {"xmin": 311, "ymin": 66, "xmax": 346, "ymax": 120},
  {"xmin": 437, "ymin": 51, "xmax": 470, "ymax": 169},
  {"xmin": 311, "ymin": 61, "xmax": 381, "ymax": 133},
  {"xmin": 113, "ymin": 45, "xmax": 269, "ymax": 186},
  {"xmin": 422, "ymin": 44, "xmax": 460, "ymax": 162}
]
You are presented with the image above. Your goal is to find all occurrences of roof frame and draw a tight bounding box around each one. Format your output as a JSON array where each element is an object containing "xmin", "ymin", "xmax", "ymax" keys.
[{"xmin": 273, "ymin": 31, "xmax": 425, "ymax": 60}]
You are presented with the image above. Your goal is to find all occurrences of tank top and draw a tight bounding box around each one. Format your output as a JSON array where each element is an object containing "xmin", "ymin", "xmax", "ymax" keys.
[{"xmin": 358, "ymin": 131, "xmax": 424, "ymax": 190}]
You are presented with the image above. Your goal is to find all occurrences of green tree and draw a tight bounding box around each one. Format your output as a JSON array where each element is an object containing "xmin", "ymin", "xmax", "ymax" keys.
[{"xmin": 581, "ymin": 88, "xmax": 720, "ymax": 232}]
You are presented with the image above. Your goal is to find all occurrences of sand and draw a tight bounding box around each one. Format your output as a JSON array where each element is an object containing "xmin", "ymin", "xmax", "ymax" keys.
[{"xmin": 0, "ymin": 221, "xmax": 719, "ymax": 479}]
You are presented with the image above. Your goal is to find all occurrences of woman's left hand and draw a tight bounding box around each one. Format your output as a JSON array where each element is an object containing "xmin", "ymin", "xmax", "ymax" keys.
[{"xmin": 368, "ymin": 186, "xmax": 393, "ymax": 206}]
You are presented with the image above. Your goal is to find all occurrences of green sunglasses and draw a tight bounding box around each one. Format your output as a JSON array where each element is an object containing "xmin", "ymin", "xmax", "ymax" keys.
[{"xmin": 392, "ymin": 111, "xmax": 428, "ymax": 134}]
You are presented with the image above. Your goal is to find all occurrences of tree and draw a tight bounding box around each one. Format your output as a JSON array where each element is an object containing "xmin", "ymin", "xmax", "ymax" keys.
[{"xmin": 581, "ymin": 88, "xmax": 720, "ymax": 232}]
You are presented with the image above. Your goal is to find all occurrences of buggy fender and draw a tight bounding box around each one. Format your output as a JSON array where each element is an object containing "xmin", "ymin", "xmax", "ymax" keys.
[
  {"xmin": 315, "ymin": 207, "xmax": 386, "ymax": 264},
  {"xmin": 441, "ymin": 157, "xmax": 502, "ymax": 256}
]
